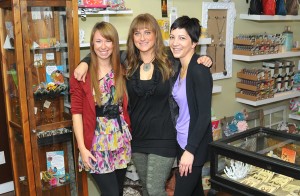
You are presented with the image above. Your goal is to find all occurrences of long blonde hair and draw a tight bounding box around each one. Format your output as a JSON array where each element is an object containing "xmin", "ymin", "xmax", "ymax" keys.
[
  {"xmin": 89, "ymin": 22, "xmax": 126, "ymax": 106},
  {"xmin": 126, "ymin": 13, "xmax": 172, "ymax": 81}
]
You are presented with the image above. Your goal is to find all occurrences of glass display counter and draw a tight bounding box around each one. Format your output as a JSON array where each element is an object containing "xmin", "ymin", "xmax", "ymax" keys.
[{"xmin": 209, "ymin": 127, "xmax": 300, "ymax": 195}]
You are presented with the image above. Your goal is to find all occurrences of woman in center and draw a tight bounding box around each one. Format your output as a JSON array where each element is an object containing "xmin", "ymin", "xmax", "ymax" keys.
[
  {"xmin": 74, "ymin": 13, "xmax": 212, "ymax": 196},
  {"xmin": 169, "ymin": 16, "xmax": 213, "ymax": 196}
]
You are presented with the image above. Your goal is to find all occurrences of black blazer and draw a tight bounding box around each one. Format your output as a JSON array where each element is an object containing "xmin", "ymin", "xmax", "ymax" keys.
[{"xmin": 172, "ymin": 53, "xmax": 213, "ymax": 166}]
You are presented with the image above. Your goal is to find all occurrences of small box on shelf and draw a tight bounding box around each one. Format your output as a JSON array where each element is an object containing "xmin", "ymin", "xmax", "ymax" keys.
[
  {"xmin": 236, "ymin": 92, "xmax": 274, "ymax": 102},
  {"xmin": 236, "ymin": 81, "xmax": 273, "ymax": 92},
  {"xmin": 237, "ymin": 70, "xmax": 271, "ymax": 81},
  {"xmin": 233, "ymin": 33, "xmax": 282, "ymax": 56}
]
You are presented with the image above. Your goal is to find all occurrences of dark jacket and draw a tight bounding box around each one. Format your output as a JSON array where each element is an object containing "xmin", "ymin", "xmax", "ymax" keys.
[{"xmin": 172, "ymin": 53, "xmax": 213, "ymax": 166}]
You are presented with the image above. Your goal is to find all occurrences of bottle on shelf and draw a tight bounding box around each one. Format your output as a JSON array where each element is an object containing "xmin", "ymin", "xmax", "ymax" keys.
[{"xmin": 282, "ymin": 26, "xmax": 293, "ymax": 52}]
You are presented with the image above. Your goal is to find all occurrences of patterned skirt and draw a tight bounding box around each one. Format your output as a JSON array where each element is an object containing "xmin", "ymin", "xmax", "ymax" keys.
[{"xmin": 78, "ymin": 115, "xmax": 132, "ymax": 174}]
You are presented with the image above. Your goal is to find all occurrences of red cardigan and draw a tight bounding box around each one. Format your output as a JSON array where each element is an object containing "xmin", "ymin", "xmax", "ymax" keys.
[
  {"xmin": 70, "ymin": 73, "xmax": 131, "ymax": 150},
  {"xmin": 70, "ymin": 73, "xmax": 96, "ymax": 150}
]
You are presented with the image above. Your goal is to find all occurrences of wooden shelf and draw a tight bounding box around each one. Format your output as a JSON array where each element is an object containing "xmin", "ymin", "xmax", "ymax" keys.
[
  {"xmin": 236, "ymin": 90, "xmax": 300, "ymax": 106},
  {"xmin": 232, "ymin": 51, "xmax": 300, "ymax": 61},
  {"xmin": 38, "ymin": 132, "xmax": 72, "ymax": 146},
  {"xmin": 4, "ymin": 43, "xmax": 68, "ymax": 50},
  {"xmin": 289, "ymin": 112, "xmax": 300, "ymax": 120},
  {"xmin": 240, "ymin": 14, "xmax": 300, "ymax": 21}
]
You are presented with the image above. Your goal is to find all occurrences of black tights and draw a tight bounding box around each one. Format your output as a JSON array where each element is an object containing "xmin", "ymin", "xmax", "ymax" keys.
[
  {"xmin": 91, "ymin": 168, "xmax": 127, "ymax": 196},
  {"xmin": 174, "ymin": 166, "xmax": 204, "ymax": 196}
]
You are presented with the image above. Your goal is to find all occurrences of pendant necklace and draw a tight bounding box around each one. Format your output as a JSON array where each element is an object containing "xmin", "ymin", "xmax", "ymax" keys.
[
  {"xmin": 179, "ymin": 66, "xmax": 187, "ymax": 86},
  {"xmin": 143, "ymin": 57, "xmax": 155, "ymax": 72},
  {"xmin": 215, "ymin": 16, "xmax": 226, "ymax": 43}
]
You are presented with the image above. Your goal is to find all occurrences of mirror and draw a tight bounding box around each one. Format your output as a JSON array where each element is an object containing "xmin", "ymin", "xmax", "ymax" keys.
[{"xmin": 202, "ymin": 2, "xmax": 236, "ymax": 80}]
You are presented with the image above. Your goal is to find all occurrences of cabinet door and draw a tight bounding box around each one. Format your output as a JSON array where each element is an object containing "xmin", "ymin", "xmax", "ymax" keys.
[
  {"xmin": 1, "ymin": 0, "xmax": 83, "ymax": 195},
  {"xmin": 0, "ymin": 2, "xmax": 36, "ymax": 196},
  {"xmin": 21, "ymin": 4, "xmax": 77, "ymax": 195}
]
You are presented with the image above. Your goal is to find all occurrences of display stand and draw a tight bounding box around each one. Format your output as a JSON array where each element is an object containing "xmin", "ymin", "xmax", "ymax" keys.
[{"xmin": 0, "ymin": 0, "xmax": 86, "ymax": 195}]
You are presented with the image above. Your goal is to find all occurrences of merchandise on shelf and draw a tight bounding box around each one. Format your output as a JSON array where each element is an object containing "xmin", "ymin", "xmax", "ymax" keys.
[
  {"xmin": 233, "ymin": 33, "xmax": 284, "ymax": 56},
  {"xmin": 236, "ymin": 68, "xmax": 275, "ymax": 101},
  {"xmin": 263, "ymin": 60, "xmax": 295, "ymax": 92},
  {"xmin": 210, "ymin": 127, "xmax": 300, "ymax": 195}
]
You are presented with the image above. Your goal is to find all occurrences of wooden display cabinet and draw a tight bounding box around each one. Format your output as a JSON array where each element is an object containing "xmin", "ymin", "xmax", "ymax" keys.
[{"xmin": 0, "ymin": 0, "xmax": 87, "ymax": 195}]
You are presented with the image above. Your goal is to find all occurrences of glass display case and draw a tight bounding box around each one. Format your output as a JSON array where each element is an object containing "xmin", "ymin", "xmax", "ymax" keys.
[
  {"xmin": 0, "ymin": 0, "xmax": 86, "ymax": 195},
  {"xmin": 209, "ymin": 127, "xmax": 300, "ymax": 196}
]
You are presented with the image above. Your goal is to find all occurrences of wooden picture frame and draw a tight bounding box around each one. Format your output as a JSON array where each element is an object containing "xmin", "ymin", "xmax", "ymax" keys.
[{"xmin": 202, "ymin": 2, "xmax": 236, "ymax": 80}]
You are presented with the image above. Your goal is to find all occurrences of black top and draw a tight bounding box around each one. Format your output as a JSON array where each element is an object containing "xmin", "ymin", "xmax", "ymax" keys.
[{"xmin": 127, "ymin": 61, "xmax": 177, "ymax": 157}]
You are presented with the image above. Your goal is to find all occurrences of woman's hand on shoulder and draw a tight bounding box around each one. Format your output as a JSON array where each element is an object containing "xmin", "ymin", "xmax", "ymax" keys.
[
  {"xmin": 178, "ymin": 150, "xmax": 194, "ymax": 177},
  {"xmin": 197, "ymin": 55, "xmax": 212, "ymax": 68},
  {"xmin": 74, "ymin": 62, "xmax": 89, "ymax": 82}
]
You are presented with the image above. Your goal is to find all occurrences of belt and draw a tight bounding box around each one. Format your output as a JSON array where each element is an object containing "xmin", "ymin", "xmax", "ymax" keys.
[{"xmin": 95, "ymin": 105, "xmax": 123, "ymax": 133}]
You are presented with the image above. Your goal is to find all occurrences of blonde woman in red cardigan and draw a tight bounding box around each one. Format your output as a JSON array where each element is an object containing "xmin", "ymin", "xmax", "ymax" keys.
[{"xmin": 70, "ymin": 22, "xmax": 131, "ymax": 196}]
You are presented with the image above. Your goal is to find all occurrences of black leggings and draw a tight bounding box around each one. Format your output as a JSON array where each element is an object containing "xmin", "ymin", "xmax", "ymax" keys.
[
  {"xmin": 91, "ymin": 168, "xmax": 127, "ymax": 196},
  {"xmin": 174, "ymin": 166, "xmax": 204, "ymax": 196}
]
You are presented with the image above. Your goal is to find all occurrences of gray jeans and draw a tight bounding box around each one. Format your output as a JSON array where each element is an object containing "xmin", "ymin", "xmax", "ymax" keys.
[{"xmin": 132, "ymin": 153, "xmax": 175, "ymax": 196}]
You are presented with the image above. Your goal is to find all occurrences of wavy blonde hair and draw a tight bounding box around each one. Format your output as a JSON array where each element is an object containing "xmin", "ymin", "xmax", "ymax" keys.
[
  {"xmin": 89, "ymin": 22, "xmax": 126, "ymax": 106},
  {"xmin": 126, "ymin": 13, "xmax": 172, "ymax": 81}
]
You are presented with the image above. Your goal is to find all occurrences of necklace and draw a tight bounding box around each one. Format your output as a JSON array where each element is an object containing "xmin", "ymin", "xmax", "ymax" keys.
[
  {"xmin": 215, "ymin": 16, "xmax": 226, "ymax": 41},
  {"xmin": 179, "ymin": 66, "xmax": 188, "ymax": 86},
  {"xmin": 142, "ymin": 57, "xmax": 155, "ymax": 72}
]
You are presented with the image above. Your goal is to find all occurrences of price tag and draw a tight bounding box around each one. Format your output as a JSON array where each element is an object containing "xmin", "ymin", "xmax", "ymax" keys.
[
  {"xmin": 46, "ymin": 53, "xmax": 55, "ymax": 60},
  {"xmin": 43, "ymin": 100, "xmax": 51, "ymax": 108}
]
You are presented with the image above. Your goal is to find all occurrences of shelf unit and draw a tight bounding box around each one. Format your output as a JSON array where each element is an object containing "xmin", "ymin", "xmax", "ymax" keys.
[
  {"xmin": 0, "ymin": 1, "xmax": 87, "ymax": 195},
  {"xmin": 78, "ymin": 9, "xmax": 133, "ymax": 19},
  {"xmin": 236, "ymin": 90, "xmax": 300, "ymax": 106},
  {"xmin": 234, "ymin": 15, "xmax": 300, "ymax": 106},
  {"xmin": 78, "ymin": 9, "xmax": 133, "ymax": 47},
  {"xmin": 233, "ymin": 51, "xmax": 300, "ymax": 61},
  {"xmin": 240, "ymin": 14, "xmax": 300, "ymax": 21}
]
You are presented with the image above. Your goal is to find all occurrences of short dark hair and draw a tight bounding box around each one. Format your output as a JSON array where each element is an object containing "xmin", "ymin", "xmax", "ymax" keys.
[{"xmin": 170, "ymin": 16, "xmax": 201, "ymax": 43}]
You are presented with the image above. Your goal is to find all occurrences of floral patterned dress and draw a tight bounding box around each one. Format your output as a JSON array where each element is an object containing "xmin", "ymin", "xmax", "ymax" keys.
[{"xmin": 78, "ymin": 70, "xmax": 132, "ymax": 174}]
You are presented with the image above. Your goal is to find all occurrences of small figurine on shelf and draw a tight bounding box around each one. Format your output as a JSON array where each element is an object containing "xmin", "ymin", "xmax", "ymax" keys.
[
  {"xmin": 277, "ymin": 122, "xmax": 299, "ymax": 134},
  {"xmin": 107, "ymin": 0, "xmax": 128, "ymax": 11}
]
